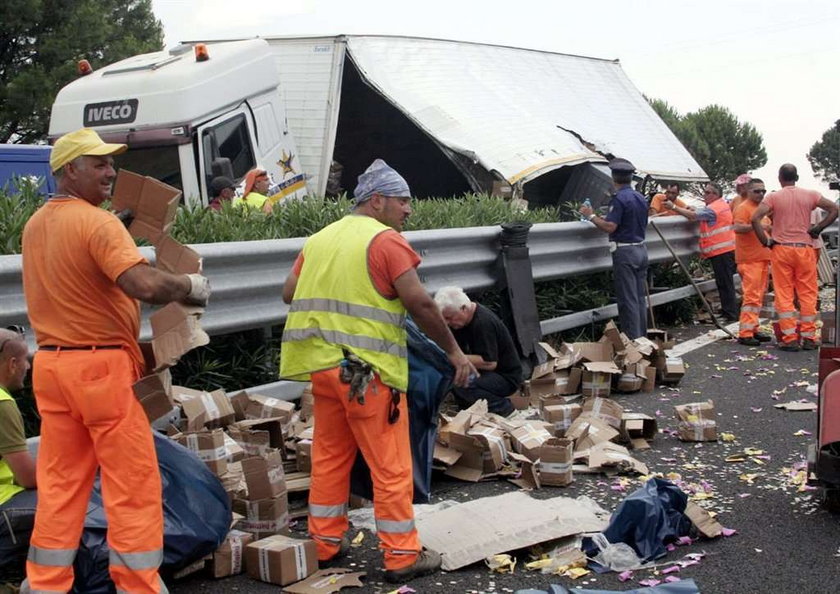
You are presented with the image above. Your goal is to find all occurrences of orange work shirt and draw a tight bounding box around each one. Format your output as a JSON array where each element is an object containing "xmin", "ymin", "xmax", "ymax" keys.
[
  {"xmin": 649, "ymin": 193, "xmax": 686, "ymax": 216},
  {"xmin": 292, "ymin": 228, "xmax": 421, "ymax": 299},
  {"xmin": 733, "ymin": 200, "xmax": 771, "ymax": 263},
  {"xmin": 765, "ymin": 186, "xmax": 821, "ymax": 244},
  {"xmin": 22, "ymin": 198, "xmax": 147, "ymax": 366}
]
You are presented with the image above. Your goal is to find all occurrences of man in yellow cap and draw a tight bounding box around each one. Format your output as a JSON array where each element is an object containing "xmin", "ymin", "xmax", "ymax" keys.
[{"xmin": 21, "ymin": 128, "xmax": 211, "ymax": 593}]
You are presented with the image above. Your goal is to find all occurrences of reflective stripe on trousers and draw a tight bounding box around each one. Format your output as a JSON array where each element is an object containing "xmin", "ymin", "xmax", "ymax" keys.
[{"xmin": 737, "ymin": 260, "xmax": 770, "ymax": 338}]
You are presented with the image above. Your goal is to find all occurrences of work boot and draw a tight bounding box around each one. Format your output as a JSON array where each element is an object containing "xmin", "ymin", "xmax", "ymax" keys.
[
  {"xmin": 779, "ymin": 342, "xmax": 801, "ymax": 352},
  {"xmin": 802, "ymin": 339, "xmax": 819, "ymax": 351},
  {"xmin": 384, "ymin": 549, "xmax": 442, "ymax": 583},
  {"xmin": 755, "ymin": 332, "xmax": 773, "ymax": 343},
  {"xmin": 319, "ymin": 533, "xmax": 352, "ymax": 568},
  {"xmin": 738, "ymin": 336, "xmax": 761, "ymax": 346}
]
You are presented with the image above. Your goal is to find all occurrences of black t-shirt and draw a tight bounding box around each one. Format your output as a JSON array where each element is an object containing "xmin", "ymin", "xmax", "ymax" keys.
[{"xmin": 452, "ymin": 304, "xmax": 523, "ymax": 388}]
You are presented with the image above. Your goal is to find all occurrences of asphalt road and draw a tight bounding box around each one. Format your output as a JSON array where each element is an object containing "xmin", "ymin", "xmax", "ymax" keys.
[{"xmin": 171, "ymin": 320, "xmax": 840, "ymax": 594}]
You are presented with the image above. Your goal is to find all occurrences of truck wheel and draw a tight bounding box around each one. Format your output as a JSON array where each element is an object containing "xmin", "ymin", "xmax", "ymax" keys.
[{"xmin": 821, "ymin": 488, "xmax": 840, "ymax": 513}]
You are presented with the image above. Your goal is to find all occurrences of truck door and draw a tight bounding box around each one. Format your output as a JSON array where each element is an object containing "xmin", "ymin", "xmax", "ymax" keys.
[{"xmin": 196, "ymin": 108, "xmax": 258, "ymax": 203}]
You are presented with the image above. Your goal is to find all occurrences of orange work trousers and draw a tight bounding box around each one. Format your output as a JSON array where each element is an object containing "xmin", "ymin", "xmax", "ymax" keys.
[
  {"xmin": 25, "ymin": 348, "xmax": 166, "ymax": 593},
  {"xmin": 308, "ymin": 367, "xmax": 419, "ymax": 571},
  {"xmin": 737, "ymin": 259, "xmax": 770, "ymax": 338},
  {"xmin": 771, "ymin": 245, "xmax": 818, "ymax": 344}
]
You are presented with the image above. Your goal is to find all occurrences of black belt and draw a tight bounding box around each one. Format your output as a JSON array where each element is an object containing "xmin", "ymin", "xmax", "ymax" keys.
[{"xmin": 40, "ymin": 345, "xmax": 122, "ymax": 351}]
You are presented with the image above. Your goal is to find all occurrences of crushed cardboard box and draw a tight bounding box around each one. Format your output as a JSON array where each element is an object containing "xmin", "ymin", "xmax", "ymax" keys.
[
  {"xmin": 234, "ymin": 494, "xmax": 290, "ymax": 540},
  {"xmin": 581, "ymin": 396, "xmax": 624, "ymax": 429},
  {"xmin": 541, "ymin": 404, "xmax": 582, "ymax": 437},
  {"xmin": 208, "ymin": 529, "xmax": 253, "ymax": 578},
  {"xmin": 172, "ymin": 386, "xmax": 235, "ymax": 430},
  {"xmin": 242, "ymin": 450, "xmax": 287, "ymax": 500},
  {"xmin": 154, "ymin": 235, "xmax": 202, "ymax": 275},
  {"xmin": 150, "ymin": 303, "xmax": 209, "ymax": 371},
  {"xmin": 675, "ymin": 400, "xmax": 717, "ymax": 442},
  {"xmin": 133, "ymin": 370, "xmax": 174, "ymax": 423},
  {"xmin": 246, "ymin": 393, "xmax": 296, "ymax": 422},
  {"xmin": 281, "ymin": 568, "xmax": 366, "ymax": 593}
]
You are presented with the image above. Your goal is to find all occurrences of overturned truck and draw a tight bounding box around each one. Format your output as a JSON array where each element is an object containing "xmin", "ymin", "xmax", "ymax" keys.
[{"xmin": 50, "ymin": 35, "xmax": 707, "ymax": 206}]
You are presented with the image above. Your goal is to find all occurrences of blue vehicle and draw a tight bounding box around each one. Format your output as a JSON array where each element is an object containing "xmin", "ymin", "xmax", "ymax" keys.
[{"xmin": 0, "ymin": 144, "xmax": 56, "ymax": 195}]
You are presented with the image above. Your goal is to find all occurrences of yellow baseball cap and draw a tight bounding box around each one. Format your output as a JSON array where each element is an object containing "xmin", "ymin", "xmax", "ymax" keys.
[{"xmin": 50, "ymin": 128, "xmax": 127, "ymax": 172}]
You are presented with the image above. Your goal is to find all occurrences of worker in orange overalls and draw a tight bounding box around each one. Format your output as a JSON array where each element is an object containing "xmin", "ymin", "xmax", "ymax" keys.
[
  {"xmin": 280, "ymin": 159, "xmax": 474, "ymax": 583},
  {"xmin": 665, "ymin": 183, "xmax": 740, "ymax": 322},
  {"xmin": 21, "ymin": 128, "xmax": 211, "ymax": 593},
  {"xmin": 751, "ymin": 163, "xmax": 838, "ymax": 351},
  {"xmin": 732, "ymin": 178, "xmax": 773, "ymax": 346}
]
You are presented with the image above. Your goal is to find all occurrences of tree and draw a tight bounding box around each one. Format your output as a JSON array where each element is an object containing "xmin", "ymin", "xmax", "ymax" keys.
[
  {"xmin": 0, "ymin": 0, "xmax": 164, "ymax": 144},
  {"xmin": 648, "ymin": 99, "xmax": 767, "ymax": 187},
  {"xmin": 807, "ymin": 120, "xmax": 840, "ymax": 182}
]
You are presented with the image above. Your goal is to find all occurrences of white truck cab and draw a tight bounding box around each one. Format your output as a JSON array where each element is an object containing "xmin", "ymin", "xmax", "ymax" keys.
[{"xmin": 49, "ymin": 39, "xmax": 307, "ymax": 207}]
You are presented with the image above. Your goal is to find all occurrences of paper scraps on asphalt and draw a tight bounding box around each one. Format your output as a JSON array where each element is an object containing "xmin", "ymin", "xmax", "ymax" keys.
[{"xmin": 775, "ymin": 401, "xmax": 818, "ymax": 412}]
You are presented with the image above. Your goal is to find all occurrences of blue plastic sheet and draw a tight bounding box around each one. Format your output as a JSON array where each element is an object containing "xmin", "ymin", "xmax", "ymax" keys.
[
  {"xmin": 350, "ymin": 318, "xmax": 454, "ymax": 503},
  {"xmin": 516, "ymin": 578, "xmax": 700, "ymax": 594},
  {"xmin": 72, "ymin": 432, "xmax": 232, "ymax": 593},
  {"xmin": 585, "ymin": 478, "xmax": 692, "ymax": 563}
]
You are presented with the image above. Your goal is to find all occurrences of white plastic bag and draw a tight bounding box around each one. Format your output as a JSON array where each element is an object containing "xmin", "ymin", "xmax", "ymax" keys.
[{"xmin": 590, "ymin": 532, "xmax": 643, "ymax": 571}]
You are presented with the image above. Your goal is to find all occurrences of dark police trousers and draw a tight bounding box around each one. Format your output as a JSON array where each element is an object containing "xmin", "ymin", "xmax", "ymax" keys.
[
  {"xmin": 612, "ymin": 244, "xmax": 649, "ymax": 339},
  {"xmin": 709, "ymin": 251, "xmax": 739, "ymax": 320},
  {"xmin": 452, "ymin": 371, "xmax": 516, "ymax": 417}
]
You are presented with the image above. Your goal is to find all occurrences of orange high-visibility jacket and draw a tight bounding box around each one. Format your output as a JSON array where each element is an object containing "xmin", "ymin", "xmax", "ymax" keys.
[{"xmin": 699, "ymin": 199, "xmax": 736, "ymax": 259}]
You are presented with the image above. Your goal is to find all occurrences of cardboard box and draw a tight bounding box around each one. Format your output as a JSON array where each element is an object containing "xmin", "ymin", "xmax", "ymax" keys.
[
  {"xmin": 620, "ymin": 412, "xmax": 658, "ymax": 442},
  {"xmin": 245, "ymin": 394, "xmax": 296, "ymax": 422},
  {"xmin": 643, "ymin": 366, "xmax": 657, "ymax": 392},
  {"xmin": 150, "ymin": 303, "xmax": 209, "ymax": 371},
  {"xmin": 234, "ymin": 494, "xmax": 290, "ymax": 540},
  {"xmin": 684, "ymin": 501, "xmax": 723, "ymax": 538},
  {"xmin": 527, "ymin": 368, "xmax": 582, "ymax": 398},
  {"xmin": 296, "ymin": 439, "xmax": 312, "ymax": 473},
  {"xmin": 446, "ymin": 433, "xmax": 498, "ymax": 479},
  {"xmin": 228, "ymin": 390, "xmax": 251, "ymax": 421},
  {"xmin": 538, "ymin": 438, "xmax": 574, "ymax": 486},
  {"xmin": 510, "ymin": 423, "xmax": 553, "ymax": 461},
  {"xmin": 602, "ymin": 321, "xmax": 627, "ymax": 354},
  {"xmin": 223, "ymin": 431, "xmax": 246, "ymax": 463},
  {"xmin": 566, "ymin": 416, "xmax": 620, "ymax": 452},
  {"xmin": 172, "ymin": 386, "xmax": 236, "ymax": 430},
  {"xmin": 242, "ymin": 450, "xmax": 286, "ymax": 500},
  {"xmin": 229, "ymin": 418, "xmax": 285, "ymax": 457},
  {"xmin": 658, "ymin": 356, "xmax": 686, "ymax": 384},
  {"xmin": 541, "ymin": 404, "xmax": 582, "ymax": 437},
  {"xmin": 587, "ymin": 442, "xmax": 649, "ymax": 475},
  {"xmin": 675, "ymin": 400, "xmax": 717, "ymax": 442},
  {"xmin": 530, "ymin": 359, "xmax": 557, "ymax": 380},
  {"xmin": 581, "ymin": 397, "xmax": 624, "ymax": 429},
  {"xmin": 245, "ymin": 534, "xmax": 318, "ymax": 586},
  {"xmin": 111, "ymin": 169, "xmax": 181, "ymax": 244},
  {"xmin": 581, "ymin": 362, "xmax": 621, "ymax": 398},
  {"xmin": 508, "ymin": 390, "xmax": 531, "ymax": 410},
  {"xmin": 208, "ymin": 529, "xmax": 253, "ymax": 578},
  {"xmin": 133, "ymin": 370, "xmax": 173, "ymax": 422},
  {"xmin": 468, "ymin": 424, "xmax": 509, "ymax": 471},
  {"xmin": 154, "ymin": 235, "xmax": 202, "ymax": 275},
  {"xmin": 177, "ymin": 429, "xmax": 227, "ymax": 475},
  {"xmin": 568, "ymin": 341, "xmax": 613, "ymax": 363},
  {"xmin": 282, "ymin": 569, "xmax": 366, "ymax": 594},
  {"xmin": 300, "ymin": 384, "xmax": 314, "ymax": 421}
]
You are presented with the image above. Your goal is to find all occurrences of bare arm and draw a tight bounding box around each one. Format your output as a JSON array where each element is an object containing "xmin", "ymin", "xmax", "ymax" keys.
[
  {"xmin": 668, "ymin": 202, "xmax": 698, "ymax": 221},
  {"xmin": 751, "ymin": 202, "xmax": 772, "ymax": 246},
  {"xmin": 467, "ymin": 354, "xmax": 497, "ymax": 371},
  {"xmin": 4, "ymin": 451, "xmax": 36, "ymax": 489},
  {"xmin": 733, "ymin": 223, "xmax": 753, "ymax": 234},
  {"xmin": 282, "ymin": 271, "xmax": 299, "ymax": 304},
  {"xmin": 814, "ymin": 197, "xmax": 839, "ymax": 231},
  {"xmin": 393, "ymin": 268, "xmax": 476, "ymax": 387},
  {"xmin": 117, "ymin": 263, "xmax": 191, "ymax": 304},
  {"xmin": 578, "ymin": 204, "xmax": 617, "ymax": 234}
]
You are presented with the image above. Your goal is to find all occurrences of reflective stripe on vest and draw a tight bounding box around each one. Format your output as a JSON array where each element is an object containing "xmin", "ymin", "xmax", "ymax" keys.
[
  {"xmin": 280, "ymin": 215, "xmax": 409, "ymax": 391},
  {"xmin": 699, "ymin": 199, "xmax": 736, "ymax": 259},
  {"xmin": 19, "ymin": 578, "xmax": 65, "ymax": 594},
  {"xmin": 27, "ymin": 546, "xmax": 76, "ymax": 567},
  {"xmin": 0, "ymin": 388, "xmax": 26, "ymax": 505}
]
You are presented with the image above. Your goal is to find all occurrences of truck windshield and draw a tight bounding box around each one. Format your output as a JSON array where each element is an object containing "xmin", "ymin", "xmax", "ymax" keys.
[{"xmin": 114, "ymin": 145, "xmax": 182, "ymax": 191}]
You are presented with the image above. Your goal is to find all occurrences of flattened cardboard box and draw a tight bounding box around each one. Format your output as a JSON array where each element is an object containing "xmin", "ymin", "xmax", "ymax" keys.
[
  {"xmin": 154, "ymin": 235, "xmax": 202, "ymax": 275},
  {"xmin": 229, "ymin": 418, "xmax": 285, "ymax": 456},
  {"xmin": 581, "ymin": 397, "xmax": 624, "ymax": 429},
  {"xmin": 538, "ymin": 438, "xmax": 574, "ymax": 486},
  {"xmin": 587, "ymin": 442, "xmax": 648, "ymax": 475},
  {"xmin": 244, "ymin": 534, "xmax": 317, "ymax": 586},
  {"xmin": 176, "ymin": 429, "xmax": 227, "ymax": 475},
  {"xmin": 150, "ymin": 303, "xmax": 209, "ymax": 371},
  {"xmin": 415, "ymin": 491, "xmax": 608, "ymax": 570},
  {"xmin": 541, "ymin": 404, "xmax": 582, "ymax": 437},
  {"xmin": 208, "ymin": 529, "xmax": 253, "ymax": 578},
  {"xmin": 133, "ymin": 370, "xmax": 173, "ymax": 423},
  {"xmin": 234, "ymin": 494, "xmax": 290, "ymax": 540},
  {"xmin": 282, "ymin": 568, "xmax": 366, "ymax": 594},
  {"xmin": 242, "ymin": 450, "xmax": 287, "ymax": 501},
  {"xmin": 684, "ymin": 501, "xmax": 723, "ymax": 538},
  {"xmin": 111, "ymin": 169, "xmax": 181, "ymax": 244},
  {"xmin": 246, "ymin": 393, "xmax": 296, "ymax": 422},
  {"xmin": 172, "ymin": 385, "xmax": 235, "ymax": 430}
]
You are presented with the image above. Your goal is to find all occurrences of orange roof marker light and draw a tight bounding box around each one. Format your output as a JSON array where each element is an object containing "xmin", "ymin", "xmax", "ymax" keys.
[
  {"xmin": 77, "ymin": 59, "xmax": 93, "ymax": 76},
  {"xmin": 194, "ymin": 43, "xmax": 210, "ymax": 62}
]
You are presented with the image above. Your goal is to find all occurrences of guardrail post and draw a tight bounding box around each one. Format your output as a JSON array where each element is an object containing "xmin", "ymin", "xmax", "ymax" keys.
[{"xmin": 498, "ymin": 223, "xmax": 544, "ymax": 364}]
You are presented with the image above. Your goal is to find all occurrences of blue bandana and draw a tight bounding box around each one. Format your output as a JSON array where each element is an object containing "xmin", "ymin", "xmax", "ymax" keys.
[{"xmin": 353, "ymin": 159, "xmax": 411, "ymax": 205}]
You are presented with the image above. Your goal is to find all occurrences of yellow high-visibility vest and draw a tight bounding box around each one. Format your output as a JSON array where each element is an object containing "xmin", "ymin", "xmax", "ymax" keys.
[{"xmin": 0, "ymin": 387, "xmax": 25, "ymax": 505}]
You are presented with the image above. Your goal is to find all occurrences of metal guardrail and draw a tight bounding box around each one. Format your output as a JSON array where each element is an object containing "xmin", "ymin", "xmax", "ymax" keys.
[{"xmin": 0, "ymin": 218, "xmax": 699, "ymax": 343}]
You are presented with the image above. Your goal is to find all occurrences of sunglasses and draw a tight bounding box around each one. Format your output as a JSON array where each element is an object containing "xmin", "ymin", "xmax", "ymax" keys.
[
  {"xmin": 0, "ymin": 325, "xmax": 25, "ymax": 354},
  {"xmin": 752, "ymin": 189, "xmax": 767, "ymax": 194}
]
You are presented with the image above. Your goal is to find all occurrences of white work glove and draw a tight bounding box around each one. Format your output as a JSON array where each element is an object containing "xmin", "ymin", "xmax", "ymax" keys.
[{"xmin": 185, "ymin": 273, "xmax": 211, "ymax": 306}]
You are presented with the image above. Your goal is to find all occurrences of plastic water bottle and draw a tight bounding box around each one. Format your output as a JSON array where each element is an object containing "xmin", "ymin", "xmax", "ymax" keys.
[{"xmin": 580, "ymin": 198, "xmax": 592, "ymax": 222}]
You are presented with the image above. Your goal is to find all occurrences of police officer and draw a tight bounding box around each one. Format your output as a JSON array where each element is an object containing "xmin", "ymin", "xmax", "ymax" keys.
[{"xmin": 579, "ymin": 158, "xmax": 649, "ymax": 339}]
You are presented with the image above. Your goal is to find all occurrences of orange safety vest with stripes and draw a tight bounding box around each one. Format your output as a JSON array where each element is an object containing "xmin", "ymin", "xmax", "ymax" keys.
[{"xmin": 699, "ymin": 198, "xmax": 736, "ymax": 259}]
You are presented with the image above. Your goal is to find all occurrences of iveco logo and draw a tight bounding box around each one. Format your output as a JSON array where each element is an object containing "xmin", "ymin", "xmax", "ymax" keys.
[{"xmin": 83, "ymin": 99, "xmax": 138, "ymax": 126}]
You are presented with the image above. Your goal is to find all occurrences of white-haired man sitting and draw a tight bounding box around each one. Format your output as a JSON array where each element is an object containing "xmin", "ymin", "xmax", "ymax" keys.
[{"xmin": 433, "ymin": 286, "xmax": 523, "ymax": 417}]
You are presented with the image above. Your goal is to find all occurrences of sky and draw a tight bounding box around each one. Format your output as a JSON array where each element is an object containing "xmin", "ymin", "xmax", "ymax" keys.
[{"xmin": 151, "ymin": 0, "xmax": 839, "ymax": 194}]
